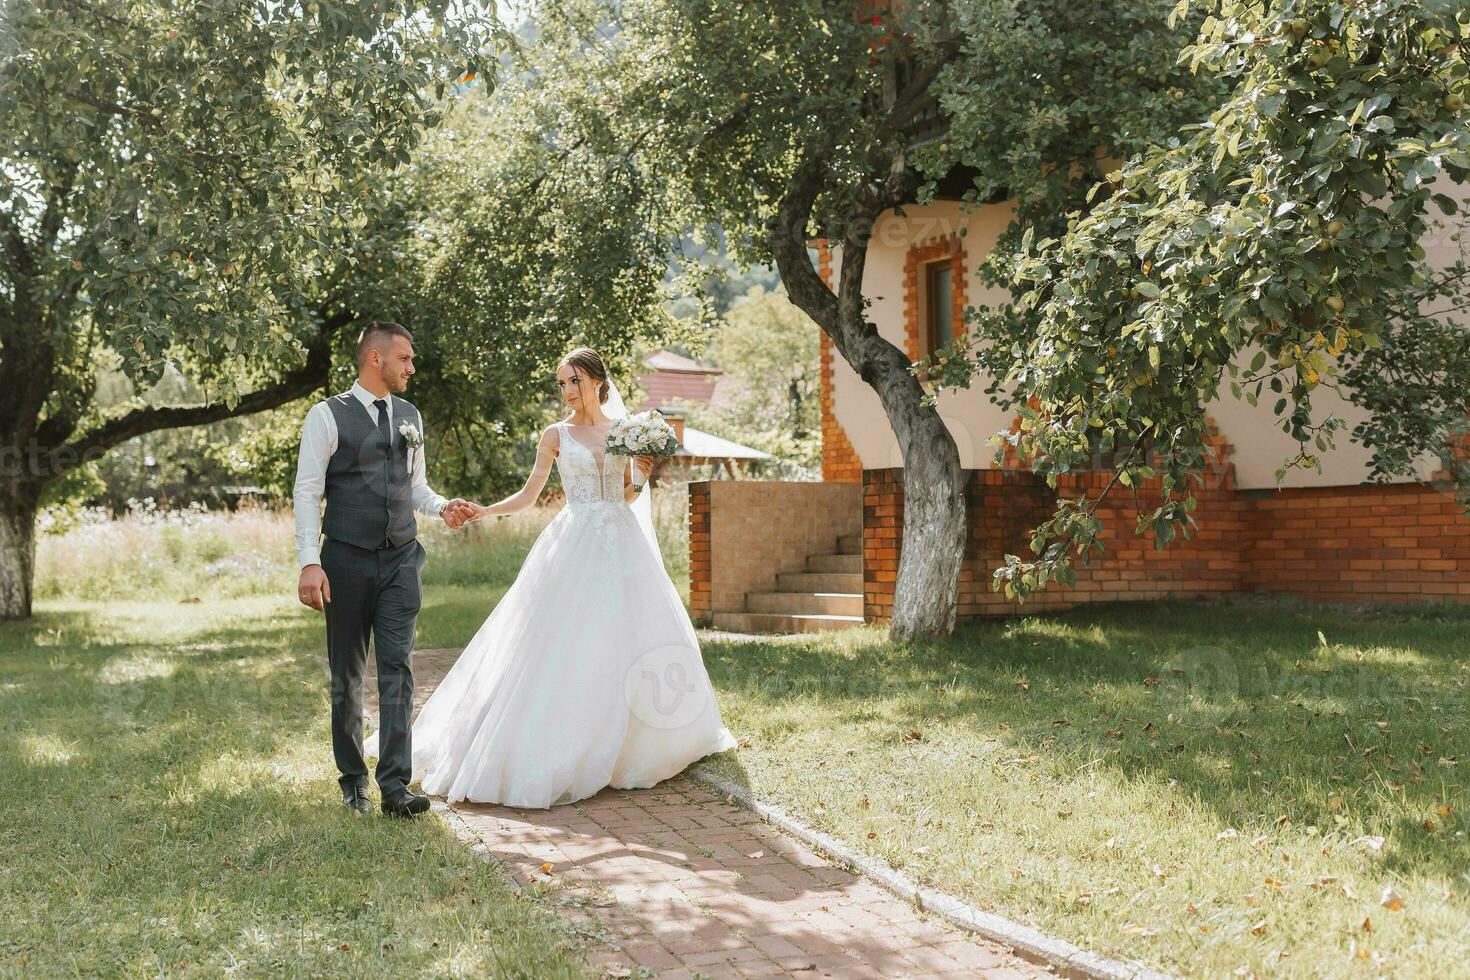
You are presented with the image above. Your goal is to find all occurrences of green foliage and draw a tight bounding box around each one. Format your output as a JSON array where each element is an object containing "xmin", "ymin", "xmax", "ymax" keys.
[
  {"xmin": 927, "ymin": 0, "xmax": 1470, "ymax": 600},
  {"xmin": 1, "ymin": 0, "xmax": 497, "ymax": 400},
  {"xmin": 681, "ymin": 285, "xmax": 822, "ymax": 478},
  {"xmin": 915, "ymin": 0, "xmax": 1230, "ymax": 253},
  {"xmin": 327, "ymin": 84, "xmax": 687, "ymax": 500}
]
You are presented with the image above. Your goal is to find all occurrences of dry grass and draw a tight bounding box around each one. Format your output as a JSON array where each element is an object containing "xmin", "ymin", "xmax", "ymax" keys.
[{"xmin": 36, "ymin": 485, "xmax": 693, "ymax": 604}]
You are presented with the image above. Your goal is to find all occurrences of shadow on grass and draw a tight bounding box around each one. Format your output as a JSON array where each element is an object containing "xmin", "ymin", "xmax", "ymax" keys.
[{"xmin": 699, "ymin": 596, "xmax": 1470, "ymax": 881}]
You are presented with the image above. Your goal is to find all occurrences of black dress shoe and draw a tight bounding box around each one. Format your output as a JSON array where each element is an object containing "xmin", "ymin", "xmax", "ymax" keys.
[
  {"xmin": 382, "ymin": 790, "xmax": 430, "ymax": 818},
  {"xmin": 343, "ymin": 786, "xmax": 373, "ymax": 816}
]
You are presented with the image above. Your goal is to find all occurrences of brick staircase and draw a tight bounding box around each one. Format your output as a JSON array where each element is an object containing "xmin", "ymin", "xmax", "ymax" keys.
[{"xmin": 709, "ymin": 533, "xmax": 864, "ymax": 633}]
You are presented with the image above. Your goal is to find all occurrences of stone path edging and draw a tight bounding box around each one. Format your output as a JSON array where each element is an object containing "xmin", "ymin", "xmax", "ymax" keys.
[{"xmin": 686, "ymin": 766, "xmax": 1177, "ymax": 980}]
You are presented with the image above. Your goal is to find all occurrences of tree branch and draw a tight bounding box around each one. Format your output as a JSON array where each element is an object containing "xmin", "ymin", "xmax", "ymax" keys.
[
  {"xmin": 767, "ymin": 150, "xmax": 839, "ymax": 330},
  {"xmin": 46, "ymin": 313, "xmax": 352, "ymax": 482}
]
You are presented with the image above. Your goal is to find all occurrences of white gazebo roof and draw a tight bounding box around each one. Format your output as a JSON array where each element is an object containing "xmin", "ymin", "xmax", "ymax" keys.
[{"xmin": 676, "ymin": 425, "xmax": 772, "ymax": 461}]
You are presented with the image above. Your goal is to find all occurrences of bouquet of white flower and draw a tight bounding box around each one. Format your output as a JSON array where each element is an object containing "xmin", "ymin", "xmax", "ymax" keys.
[{"xmin": 606, "ymin": 410, "xmax": 680, "ymax": 487}]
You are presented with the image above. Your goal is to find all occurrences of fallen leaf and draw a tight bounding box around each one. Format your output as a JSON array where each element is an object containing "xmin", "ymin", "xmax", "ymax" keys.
[
  {"xmin": 1380, "ymin": 886, "xmax": 1405, "ymax": 911},
  {"xmin": 1250, "ymin": 919, "xmax": 1268, "ymax": 935},
  {"xmin": 1120, "ymin": 923, "xmax": 1157, "ymax": 937},
  {"xmin": 1217, "ymin": 828, "xmax": 1239, "ymax": 842},
  {"xmin": 1360, "ymin": 915, "xmax": 1372, "ymax": 932},
  {"xmin": 540, "ymin": 862, "xmax": 554, "ymax": 874}
]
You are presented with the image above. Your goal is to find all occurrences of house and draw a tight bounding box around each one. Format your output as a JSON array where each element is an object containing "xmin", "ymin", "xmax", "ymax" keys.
[
  {"xmin": 634, "ymin": 348, "xmax": 772, "ymax": 481},
  {"xmin": 688, "ymin": 187, "xmax": 1470, "ymax": 633}
]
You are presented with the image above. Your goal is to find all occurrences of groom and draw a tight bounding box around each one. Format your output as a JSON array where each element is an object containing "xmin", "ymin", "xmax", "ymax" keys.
[{"xmin": 292, "ymin": 321, "xmax": 475, "ymax": 817}]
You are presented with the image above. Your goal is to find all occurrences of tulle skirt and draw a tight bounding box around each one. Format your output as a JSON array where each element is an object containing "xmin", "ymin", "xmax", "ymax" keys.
[{"xmin": 368, "ymin": 499, "xmax": 738, "ymax": 808}]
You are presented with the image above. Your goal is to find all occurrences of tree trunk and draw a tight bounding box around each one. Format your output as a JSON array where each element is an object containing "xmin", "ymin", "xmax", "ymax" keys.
[
  {"xmin": 832, "ymin": 262, "xmax": 967, "ymax": 642},
  {"xmin": 0, "ymin": 484, "xmax": 38, "ymax": 620},
  {"xmin": 768, "ymin": 156, "xmax": 968, "ymax": 641},
  {"xmin": 887, "ymin": 402, "xmax": 968, "ymax": 641}
]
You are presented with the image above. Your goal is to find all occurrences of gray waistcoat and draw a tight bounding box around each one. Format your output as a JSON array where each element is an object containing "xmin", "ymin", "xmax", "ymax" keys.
[{"xmin": 321, "ymin": 392, "xmax": 421, "ymax": 551}]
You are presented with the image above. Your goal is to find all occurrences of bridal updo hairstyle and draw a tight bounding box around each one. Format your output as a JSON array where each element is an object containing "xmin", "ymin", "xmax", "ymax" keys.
[{"xmin": 558, "ymin": 347, "xmax": 610, "ymax": 404}]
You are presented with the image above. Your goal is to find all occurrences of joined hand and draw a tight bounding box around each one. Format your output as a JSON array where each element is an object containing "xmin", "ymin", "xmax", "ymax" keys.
[{"xmin": 441, "ymin": 498, "xmax": 477, "ymax": 530}]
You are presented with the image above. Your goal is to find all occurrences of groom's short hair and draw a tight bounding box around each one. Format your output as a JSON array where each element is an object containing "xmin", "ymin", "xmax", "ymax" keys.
[{"xmin": 357, "ymin": 320, "xmax": 413, "ymax": 366}]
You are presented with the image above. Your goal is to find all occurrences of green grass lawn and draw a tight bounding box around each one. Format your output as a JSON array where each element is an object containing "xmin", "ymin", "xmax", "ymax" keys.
[
  {"xmin": 13, "ymin": 503, "xmax": 1469, "ymax": 977},
  {"xmin": 698, "ymin": 598, "xmax": 1470, "ymax": 978},
  {"xmin": 3, "ymin": 511, "xmax": 591, "ymax": 977}
]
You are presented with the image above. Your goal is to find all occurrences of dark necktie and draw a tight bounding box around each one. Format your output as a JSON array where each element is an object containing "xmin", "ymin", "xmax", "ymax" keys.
[{"xmin": 373, "ymin": 398, "xmax": 390, "ymax": 450}]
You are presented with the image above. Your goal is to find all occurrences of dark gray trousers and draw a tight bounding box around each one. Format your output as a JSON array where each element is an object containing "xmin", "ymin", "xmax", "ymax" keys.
[{"xmin": 320, "ymin": 535, "xmax": 426, "ymax": 798}]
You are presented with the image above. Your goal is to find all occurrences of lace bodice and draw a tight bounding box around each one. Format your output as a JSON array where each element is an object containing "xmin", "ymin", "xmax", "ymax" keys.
[{"xmin": 556, "ymin": 421, "xmax": 627, "ymax": 504}]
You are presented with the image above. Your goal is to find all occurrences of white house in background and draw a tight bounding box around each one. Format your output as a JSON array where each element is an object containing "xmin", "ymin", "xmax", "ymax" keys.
[{"xmin": 688, "ymin": 178, "xmax": 1470, "ymax": 633}]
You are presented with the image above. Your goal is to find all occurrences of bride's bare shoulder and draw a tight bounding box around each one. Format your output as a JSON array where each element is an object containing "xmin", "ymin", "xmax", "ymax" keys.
[{"xmin": 539, "ymin": 421, "xmax": 563, "ymax": 456}]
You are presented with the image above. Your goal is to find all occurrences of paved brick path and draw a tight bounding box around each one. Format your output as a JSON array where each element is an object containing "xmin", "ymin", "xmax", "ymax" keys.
[{"xmin": 365, "ymin": 647, "xmax": 1051, "ymax": 979}]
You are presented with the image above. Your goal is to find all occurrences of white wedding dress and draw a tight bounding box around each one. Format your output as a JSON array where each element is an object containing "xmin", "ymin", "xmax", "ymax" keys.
[{"xmin": 367, "ymin": 414, "xmax": 738, "ymax": 809}]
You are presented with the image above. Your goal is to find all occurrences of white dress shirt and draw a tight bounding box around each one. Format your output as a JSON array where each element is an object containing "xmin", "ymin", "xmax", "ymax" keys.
[{"xmin": 293, "ymin": 380, "xmax": 449, "ymax": 568}]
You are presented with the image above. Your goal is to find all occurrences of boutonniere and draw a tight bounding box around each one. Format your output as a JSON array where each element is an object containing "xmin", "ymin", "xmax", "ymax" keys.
[
  {"xmin": 397, "ymin": 421, "xmax": 423, "ymax": 449},
  {"xmin": 397, "ymin": 421, "xmax": 423, "ymax": 472}
]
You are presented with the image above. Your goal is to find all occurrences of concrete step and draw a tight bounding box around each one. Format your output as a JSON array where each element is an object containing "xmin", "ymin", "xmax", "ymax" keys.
[
  {"xmin": 837, "ymin": 534, "xmax": 863, "ymax": 555},
  {"xmin": 807, "ymin": 552, "xmax": 861, "ymax": 574},
  {"xmin": 710, "ymin": 611, "xmax": 864, "ymax": 634},
  {"xmin": 746, "ymin": 591, "xmax": 863, "ymax": 616},
  {"xmin": 776, "ymin": 571, "xmax": 863, "ymax": 593}
]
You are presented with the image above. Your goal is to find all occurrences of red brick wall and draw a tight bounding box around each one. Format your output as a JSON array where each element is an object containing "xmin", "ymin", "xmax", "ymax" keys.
[
  {"xmin": 1241, "ymin": 483, "xmax": 1470, "ymax": 602},
  {"xmin": 688, "ymin": 481, "xmax": 711, "ymax": 620},
  {"xmin": 863, "ymin": 437, "xmax": 1470, "ymax": 622},
  {"xmin": 816, "ymin": 240, "xmax": 863, "ymax": 483}
]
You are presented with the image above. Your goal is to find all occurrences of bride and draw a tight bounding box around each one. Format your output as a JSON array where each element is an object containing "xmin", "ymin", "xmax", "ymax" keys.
[{"xmin": 368, "ymin": 346, "xmax": 738, "ymax": 809}]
